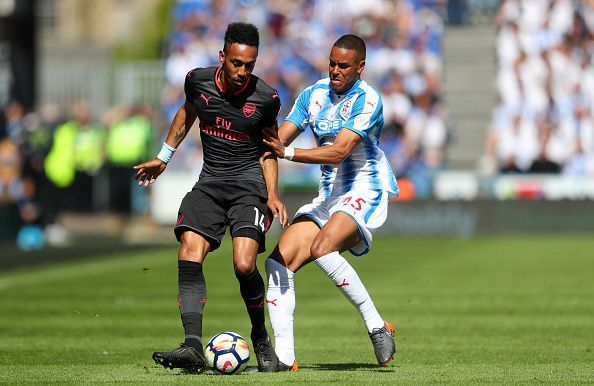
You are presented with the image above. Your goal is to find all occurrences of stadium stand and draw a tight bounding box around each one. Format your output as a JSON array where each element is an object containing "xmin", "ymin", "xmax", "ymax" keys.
[
  {"xmin": 481, "ymin": 0, "xmax": 594, "ymax": 176},
  {"xmin": 161, "ymin": 0, "xmax": 447, "ymax": 193}
]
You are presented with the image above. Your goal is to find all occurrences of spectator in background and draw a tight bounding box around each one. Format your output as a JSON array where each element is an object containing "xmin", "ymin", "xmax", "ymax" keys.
[
  {"xmin": 105, "ymin": 104, "xmax": 154, "ymax": 215},
  {"xmin": 0, "ymin": 135, "xmax": 42, "ymax": 248},
  {"xmin": 71, "ymin": 100, "xmax": 105, "ymax": 212},
  {"xmin": 43, "ymin": 101, "xmax": 82, "ymax": 232},
  {"xmin": 4, "ymin": 102, "xmax": 27, "ymax": 148},
  {"xmin": 0, "ymin": 102, "xmax": 51, "ymax": 248},
  {"xmin": 0, "ymin": 138, "xmax": 26, "ymax": 205},
  {"xmin": 0, "ymin": 106, "xmax": 6, "ymax": 140},
  {"xmin": 0, "ymin": 138, "xmax": 26, "ymax": 240},
  {"xmin": 485, "ymin": 0, "xmax": 594, "ymax": 176},
  {"xmin": 23, "ymin": 103, "xmax": 63, "ymax": 227},
  {"xmin": 42, "ymin": 99, "xmax": 105, "ymax": 215}
]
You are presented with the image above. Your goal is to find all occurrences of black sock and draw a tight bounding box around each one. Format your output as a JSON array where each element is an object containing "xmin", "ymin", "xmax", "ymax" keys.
[
  {"xmin": 235, "ymin": 268, "xmax": 267, "ymax": 342},
  {"xmin": 178, "ymin": 260, "xmax": 206, "ymax": 349}
]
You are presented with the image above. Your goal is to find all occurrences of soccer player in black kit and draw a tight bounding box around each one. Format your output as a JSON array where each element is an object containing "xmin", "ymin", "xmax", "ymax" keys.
[{"xmin": 133, "ymin": 22, "xmax": 288, "ymax": 373}]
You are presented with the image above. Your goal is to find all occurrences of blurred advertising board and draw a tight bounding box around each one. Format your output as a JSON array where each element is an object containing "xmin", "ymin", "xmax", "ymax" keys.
[{"xmin": 151, "ymin": 172, "xmax": 594, "ymax": 235}]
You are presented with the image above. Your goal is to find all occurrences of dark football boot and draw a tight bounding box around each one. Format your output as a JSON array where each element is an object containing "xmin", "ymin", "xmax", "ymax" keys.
[
  {"xmin": 152, "ymin": 343, "xmax": 206, "ymax": 373},
  {"xmin": 252, "ymin": 335, "xmax": 279, "ymax": 372}
]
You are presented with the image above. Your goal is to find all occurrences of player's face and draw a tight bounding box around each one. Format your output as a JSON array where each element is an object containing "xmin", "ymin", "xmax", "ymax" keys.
[
  {"xmin": 328, "ymin": 46, "xmax": 365, "ymax": 93},
  {"xmin": 219, "ymin": 43, "xmax": 258, "ymax": 91}
]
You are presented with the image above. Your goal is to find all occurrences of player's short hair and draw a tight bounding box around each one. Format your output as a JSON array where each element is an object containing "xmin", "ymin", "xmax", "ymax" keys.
[
  {"xmin": 333, "ymin": 34, "xmax": 366, "ymax": 61},
  {"xmin": 223, "ymin": 22, "xmax": 260, "ymax": 52}
]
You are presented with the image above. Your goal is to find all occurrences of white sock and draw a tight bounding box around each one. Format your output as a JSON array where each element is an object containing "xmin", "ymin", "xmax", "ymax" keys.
[
  {"xmin": 265, "ymin": 258, "xmax": 296, "ymax": 366},
  {"xmin": 315, "ymin": 251, "xmax": 384, "ymax": 333}
]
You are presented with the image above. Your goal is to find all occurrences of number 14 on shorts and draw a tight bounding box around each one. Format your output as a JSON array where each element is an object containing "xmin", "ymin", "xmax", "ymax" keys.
[{"xmin": 253, "ymin": 207, "xmax": 266, "ymax": 231}]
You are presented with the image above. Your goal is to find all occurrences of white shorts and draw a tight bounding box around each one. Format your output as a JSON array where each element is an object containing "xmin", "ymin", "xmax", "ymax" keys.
[{"xmin": 293, "ymin": 188, "xmax": 389, "ymax": 256}]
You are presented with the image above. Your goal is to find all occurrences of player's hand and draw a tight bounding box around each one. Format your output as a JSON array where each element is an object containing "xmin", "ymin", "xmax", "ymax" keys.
[
  {"xmin": 133, "ymin": 158, "xmax": 167, "ymax": 187},
  {"xmin": 262, "ymin": 126, "xmax": 285, "ymax": 158},
  {"xmin": 268, "ymin": 195, "xmax": 288, "ymax": 228}
]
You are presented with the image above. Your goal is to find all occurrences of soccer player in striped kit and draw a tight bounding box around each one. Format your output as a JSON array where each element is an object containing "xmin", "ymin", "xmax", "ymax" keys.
[{"xmin": 263, "ymin": 34, "xmax": 399, "ymax": 371}]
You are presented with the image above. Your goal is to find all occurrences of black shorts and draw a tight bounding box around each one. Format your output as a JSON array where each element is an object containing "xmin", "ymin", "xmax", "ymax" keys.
[{"xmin": 174, "ymin": 179, "xmax": 272, "ymax": 253}]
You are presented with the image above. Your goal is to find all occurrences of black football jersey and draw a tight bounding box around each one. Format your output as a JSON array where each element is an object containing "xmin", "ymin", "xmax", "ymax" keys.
[{"xmin": 184, "ymin": 66, "xmax": 281, "ymax": 183}]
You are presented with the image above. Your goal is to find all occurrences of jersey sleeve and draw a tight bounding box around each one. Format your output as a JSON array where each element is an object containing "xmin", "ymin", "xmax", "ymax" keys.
[
  {"xmin": 183, "ymin": 68, "xmax": 200, "ymax": 102},
  {"xmin": 343, "ymin": 91, "xmax": 383, "ymax": 139},
  {"xmin": 285, "ymin": 86, "xmax": 313, "ymax": 132},
  {"xmin": 261, "ymin": 89, "xmax": 281, "ymax": 127}
]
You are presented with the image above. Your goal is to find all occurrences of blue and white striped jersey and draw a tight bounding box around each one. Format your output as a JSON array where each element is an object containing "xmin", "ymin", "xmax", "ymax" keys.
[{"xmin": 286, "ymin": 78, "xmax": 399, "ymax": 198}]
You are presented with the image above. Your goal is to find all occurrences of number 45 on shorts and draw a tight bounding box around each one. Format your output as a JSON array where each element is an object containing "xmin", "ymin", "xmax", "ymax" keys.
[{"xmin": 341, "ymin": 196, "xmax": 367, "ymax": 211}]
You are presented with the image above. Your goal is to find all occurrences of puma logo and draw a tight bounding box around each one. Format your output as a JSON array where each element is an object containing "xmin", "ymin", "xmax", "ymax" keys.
[
  {"xmin": 266, "ymin": 299, "xmax": 277, "ymax": 306},
  {"xmin": 248, "ymin": 301, "xmax": 264, "ymax": 309},
  {"xmin": 200, "ymin": 93, "xmax": 212, "ymax": 105},
  {"xmin": 336, "ymin": 279, "xmax": 350, "ymax": 287}
]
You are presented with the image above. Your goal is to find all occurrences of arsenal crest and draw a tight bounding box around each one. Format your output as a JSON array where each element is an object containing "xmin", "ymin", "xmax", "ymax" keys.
[{"xmin": 243, "ymin": 103, "xmax": 256, "ymax": 118}]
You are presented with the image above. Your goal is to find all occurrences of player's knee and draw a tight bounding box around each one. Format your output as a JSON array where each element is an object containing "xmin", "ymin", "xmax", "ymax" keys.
[
  {"xmin": 178, "ymin": 245, "xmax": 197, "ymax": 262},
  {"xmin": 178, "ymin": 231, "xmax": 210, "ymax": 262},
  {"xmin": 233, "ymin": 259, "xmax": 256, "ymax": 276},
  {"xmin": 178, "ymin": 243, "xmax": 190, "ymax": 259},
  {"xmin": 310, "ymin": 238, "xmax": 333, "ymax": 260},
  {"xmin": 178, "ymin": 241, "xmax": 207, "ymax": 262}
]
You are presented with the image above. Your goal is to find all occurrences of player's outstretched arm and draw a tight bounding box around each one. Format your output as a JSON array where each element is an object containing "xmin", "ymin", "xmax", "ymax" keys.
[
  {"xmin": 133, "ymin": 101, "xmax": 197, "ymax": 187},
  {"xmin": 263, "ymin": 126, "xmax": 361, "ymax": 165},
  {"xmin": 261, "ymin": 120, "xmax": 302, "ymax": 157},
  {"xmin": 277, "ymin": 120, "xmax": 302, "ymax": 147}
]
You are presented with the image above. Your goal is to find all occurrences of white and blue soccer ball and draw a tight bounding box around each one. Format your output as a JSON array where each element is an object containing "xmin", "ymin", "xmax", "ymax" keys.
[{"xmin": 205, "ymin": 331, "xmax": 250, "ymax": 375}]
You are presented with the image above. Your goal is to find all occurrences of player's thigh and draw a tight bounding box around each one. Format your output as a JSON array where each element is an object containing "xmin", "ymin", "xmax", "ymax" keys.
[
  {"xmin": 271, "ymin": 218, "xmax": 320, "ymax": 273},
  {"xmin": 227, "ymin": 181, "xmax": 270, "ymax": 254},
  {"xmin": 326, "ymin": 189, "xmax": 387, "ymax": 257},
  {"xmin": 175, "ymin": 182, "xmax": 227, "ymax": 252},
  {"xmin": 310, "ymin": 212, "xmax": 361, "ymax": 258}
]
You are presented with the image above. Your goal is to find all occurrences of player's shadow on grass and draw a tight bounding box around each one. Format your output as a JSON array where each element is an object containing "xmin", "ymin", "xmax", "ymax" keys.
[{"xmin": 303, "ymin": 363, "xmax": 396, "ymax": 372}]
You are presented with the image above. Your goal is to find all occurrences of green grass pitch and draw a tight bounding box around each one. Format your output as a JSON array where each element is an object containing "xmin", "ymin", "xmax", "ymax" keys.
[{"xmin": 0, "ymin": 235, "xmax": 593, "ymax": 384}]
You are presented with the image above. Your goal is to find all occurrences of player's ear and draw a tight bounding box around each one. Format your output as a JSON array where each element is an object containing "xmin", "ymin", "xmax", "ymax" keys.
[
  {"xmin": 219, "ymin": 50, "xmax": 225, "ymax": 65},
  {"xmin": 357, "ymin": 59, "xmax": 366, "ymax": 75}
]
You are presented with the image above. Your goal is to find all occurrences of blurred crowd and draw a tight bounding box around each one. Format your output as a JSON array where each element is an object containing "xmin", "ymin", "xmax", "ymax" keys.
[
  {"xmin": 1, "ymin": 0, "xmax": 448, "ymax": 249},
  {"xmin": 482, "ymin": 0, "xmax": 594, "ymax": 175},
  {"xmin": 162, "ymin": 0, "xmax": 447, "ymax": 192},
  {"xmin": 0, "ymin": 100, "xmax": 156, "ymax": 249}
]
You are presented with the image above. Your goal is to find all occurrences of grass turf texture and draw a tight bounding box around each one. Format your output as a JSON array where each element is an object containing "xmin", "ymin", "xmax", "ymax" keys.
[{"xmin": 0, "ymin": 235, "xmax": 592, "ymax": 384}]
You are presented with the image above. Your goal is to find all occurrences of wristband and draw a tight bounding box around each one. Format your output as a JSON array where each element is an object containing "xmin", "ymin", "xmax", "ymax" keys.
[
  {"xmin": 157, "ymin": 142, "xmax": 176, "ymax": 164},
  {"xmin": 284, "ymin": 146, "xmax": 295, "ymax": 161}
]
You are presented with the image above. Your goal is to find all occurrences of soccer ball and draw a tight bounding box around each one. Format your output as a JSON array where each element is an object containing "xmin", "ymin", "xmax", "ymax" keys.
[{"xmin": 204, "ymin": 332, "xmax": 250, "ymax": 374}]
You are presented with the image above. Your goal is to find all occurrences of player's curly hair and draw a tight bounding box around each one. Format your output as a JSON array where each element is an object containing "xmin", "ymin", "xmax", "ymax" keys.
[
  {"xmin": 223, "ymin": 22, "xmax": 260, "ymax": 52},
  {"xmin": 333, "ymin": 34, "xmax": 366, "ymax": 61}
]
